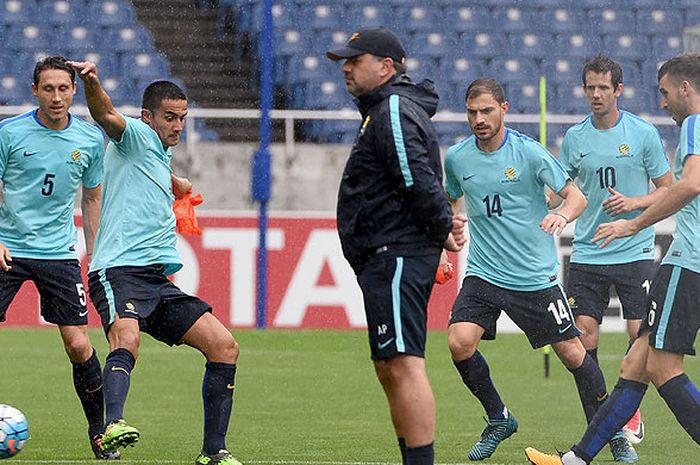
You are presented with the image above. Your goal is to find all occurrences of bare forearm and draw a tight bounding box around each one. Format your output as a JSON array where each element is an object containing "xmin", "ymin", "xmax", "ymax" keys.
[
  {"xmin": 81, "ymin": 196, "xmax": 101, "ymax": 257},
  {"xmin": 632, "ymin": 186, "xmax": 670, "ymax": 210},
  {"xmin": 631, "ymin": 180, "xmax": 698, "ymax": 231}
]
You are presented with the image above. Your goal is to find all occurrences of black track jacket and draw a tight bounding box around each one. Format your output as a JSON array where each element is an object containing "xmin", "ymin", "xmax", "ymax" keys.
[{"xmin": 337, "ymin": 74, "xmax": 453, "ymax": 272}]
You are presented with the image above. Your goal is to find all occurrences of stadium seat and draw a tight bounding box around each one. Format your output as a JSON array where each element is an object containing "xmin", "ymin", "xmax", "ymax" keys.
[
  {"xmin": 486, "ymin": 58, "xmax": 541, "ymax": 87},
  {"xmin": 58, "ymin": 25, "xmax": 102, "ymax": 55},
  {"xmin": 507, "ymin": 33, "xmax": 554, "ymax": 59},
  {"xmin": 619, "ymin": 85, "xmax": 654, "ymax": 116},
  {"xmin": 7, "ymin": 24, "xmax": 49, "ymax": 51},
  {"xmin": 587, "ymin": 9, "xmax": 637, "ymax": 35},
  {"xmin": 404, "ymin": 56, "xmax": 439, "ymax": 83},
  {"xmin": 458, "ymin": 32, "xmax": 507, "ymax": 59},
  {"xmin": 541, "ymin": 57, "xmax": 581, "ymax": 88},
  {"xmin": 0, "ymin": 0, "xmax": 38, "ymax": 26},
  {"xmin": 494, "ymin": 7, "xmax": 535, "ymax": 33},
  {"xmin": 109, "ymin": 26, "xmax": 156, "ymax": 54},
  {"xmin": 0, "ymin": 74, "xmax": 30, "ymax": 105},
  {"xmin": 507, "ymin": 82, "xmax": 545, "ymax": 114},
  {"xmin": 90, "ymin": 0, "xmax": 137, "ymax": 28},
  {"xmin": 274, "ymin": 29, "xmax": 307, "ymax": 57},
  {"xmin": 100, "ymin": 76, "xmax": 136, "ymax": 107},
  {"xmin": 602, "ymin": 34, "xmax": 649, "ymax": 60},
  {"xmin": 641, "ymin": 59, "xmax": 665, "ymax": 87},
  {"xmin": 303, "ymin": 79, "xmax": 352, "ymax": 109},
  {"xmin": 307, "ymin": 4, "xmax": 344, "ymax": 31},
  {"xmin": 616, "ymin": 60, "xmax": 642, "ymax": 87},
  {"xmin": 539, "ymin": 8, "xmax": 587, "ymax": 34},
  {"xmin": 651, "ymin": 35, "xmax": 683, "ymax": 61},
  {"xmin": 411, "ymin": 32, "xmax": 454, "ymax": 58},
  {"xmin": 401, "ymin": 6, "xmax": 441, "ymax": 32},
  {"xmin": 122, "ymin": 52, "xmax": 171, "ymax": 81},
  {"xmin": 449, "ymin": 6, "xmax": 496, "ymax": 34},
  {"xmin": 636, "ymin": 9, "xmax": 684, "ymax": 35},
  {"xmin": 552, "ymin": 83, "xmax": 589, "ymax": 114},
  {"xmin": 38, "ymin": 0, "xmax": 87, "ymax": 28},
  {"xmin": 74, "ymin": 52, "xmax": 121, "ymax": 78},
  {"xmin": 553, "ymin": 34, "xmax": 602, "ymax": 58},
  {"xmin": 346, "ymin": 5, "xmax": 390, "ymax": 28}
]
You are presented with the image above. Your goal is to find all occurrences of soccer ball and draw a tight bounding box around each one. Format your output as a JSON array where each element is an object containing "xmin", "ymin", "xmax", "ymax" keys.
[{"xmin": 0, "ymin": 405, "xmax": 29, "ymax": 459}]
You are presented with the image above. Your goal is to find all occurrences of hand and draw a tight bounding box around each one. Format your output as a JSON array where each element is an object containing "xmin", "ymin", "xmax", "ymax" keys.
[
  {"xmin": 66, "ymin": 61, "xmax": 99, "ymax": 85},
  {"xmin": 540, "ymin": 212, "xmax": 568, "ymax": 236},
  {"xmin": 592, "ymin": 219, "xmax": 638, "ymax": 248},
  {"xmin": 171, "ymin": 175, "xmax": 193, "ymax": 199},
  {"xmin": 602, "ymin": 187, "xmax": 638, "ymax": 216},
  {"xmin": 445, "ymin": 214, "xmax": 467, "ymax": 251},
  {"xmin": 0, "ymin": 243, "xmax": 12, "ymax": 271}
]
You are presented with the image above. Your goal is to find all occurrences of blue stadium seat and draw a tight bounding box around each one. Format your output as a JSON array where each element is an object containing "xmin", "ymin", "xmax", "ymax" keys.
[
  {"xmin": 602, "ymin": 34, "xmax": 649, "ymax": 60},
  {"xmin": 400, "ymin": 5, "xmax": 441, "ymax": 32},
  {"xmin": 411, "ymin": 32, "xmax": 454, "ymax": 59},
  {"xmin": 75, "ymin": 52, "xmax": 121, "ymax": 78},
  {"xmin": 685, "ymin": 9, "xmax": 700, "ymax": 28},
  {"xmin": 346, "ymin": 4, "xmax": 389, "ymax": 28},
  {"xmin": 587, "ymin": 9, "xmax": 637, "ymax": 35},
  {"xmin": 449, "ymin": 6, "xmax": 496, "ymax": 34},
  {"xmin": 494, "ymin": 7, "xmax": 535, "ymax": 33},
  {"xmin": 507, "ymin": 82, "xmax": 547, "ymax": 114},
  {"xmin": 0, "ymin": 0, "xmax": 38, "ymax": 26},
  {"xmin": 619, "ymin": 85, "xmax": 655, "ymax": 116},
  {"xmin": 7, "ymin": 24, "xmax": 49, "ymax": 51},
  {"xmin": 90, "ymin": 0, "xmax": 136, "ymax": 28},
  {"xmin": 641, "ymin": 59, "xmax": 664, "ymax": 87},
  {"xmin": 0, "ymin": 74, "xmax": 31, "ymax": 105},
  {"xmin": 109, "ymin": 26, "xmax": 155, "ymax": 54},
  {"xmin": 459, "ymin": 32, "xmax": 507, "ymax": 59},
  {"xmin": 39, "ymin": 0, "xmax": 87, "ymax": 27},
  {"xmin": 274, "ymin": 29, "xmax": 307, "ymax": 57},
  {"xmin": 100, "ymin": 76, "xmax": 136, "ymax": 106},
  {"xmin": 303, "ymin": 79, "xmax": 353, "ymax": 109},
  {"xmin": 552, "ymin": 83, "xmax": 588, "ymax": 114},
  {"xmin": 508, "ymin": 33, "xmax": 554, "ymax": 59},
  {"xmin": 404, "ymin": 57, "xmax": 439, "ymax": 83},
  {"xmin": 305, "ymin": 4, "xmax": 343, "ymax": 31},
  {"xmin": 57, "ymin": 25, "xmax": 102, "ymax": 55},
  {"xmin": 541, "ymin": 57, "xmax": 581, "ymax": 88},
  {"xmin": 636, "ymin": 8, "xmax": 684, "ymax": 35},
  {"xmin": 122, "ymin": 52, "xmax": 170, "ymax": 81},
  {"xmin": 651, "ymin": 35, "xmax": 683, "ymax": 61},
  {"xmin": 617, "ymin": 60, "xmax": 642, "ymax": 87},
  {"xmin": 539, "ymin": 8, "xmax": 586, "ymax": 34},
  {"xmin": 553, "ymin": 34, "xmax": 602, "ymax": 58},
  {"xmin": 486, "ymin": 58, "xmax": 540, "ymax": 87}
]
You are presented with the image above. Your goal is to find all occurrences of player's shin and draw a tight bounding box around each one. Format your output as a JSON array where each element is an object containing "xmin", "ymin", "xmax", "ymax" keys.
[
  {"xmin": 202, "ymin": 361, "xmax": 237, "ymax": 455},
  {"xmin": 72, "ymin": 348, "xmax": 105, "ymax": 436},
  {"xmin": 658, "ymin": 374, "xmax": 700, "ymax": 444},
  {"xmin": 569, "ymin": 353, "xmax": 608, "ymax": 423},
  {"xmin": 103, "ymin": 348, "xmax": 136, "ymax": 424}
]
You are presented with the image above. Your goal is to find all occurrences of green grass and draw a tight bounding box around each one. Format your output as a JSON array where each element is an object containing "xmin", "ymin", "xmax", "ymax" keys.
[{"xmin": 0, "ymin": 329, "xmax": 697, "ymax": 464}]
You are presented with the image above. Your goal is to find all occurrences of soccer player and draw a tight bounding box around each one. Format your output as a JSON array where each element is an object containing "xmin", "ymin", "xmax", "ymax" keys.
[
  {"xmin": 444, "ymin": 78, "xmax": 635, "ymax": 462},
  {"xmin": 0, "ymin": 56, "xmax": 116, "ymax": 460},
  {"xmin": 327, "ymin": 27, "xmax": 466, "ymax": 465},
  {"xmin": 556, "ymin": 55, "xmax": 672, "ymax": 445},
  {"xmin": 68, "ymin": 60, "xmax": 242, "ymax": 465},
  {"xmin": 525, "ymin": 53, "xmax": 700, "ymax": 465}
]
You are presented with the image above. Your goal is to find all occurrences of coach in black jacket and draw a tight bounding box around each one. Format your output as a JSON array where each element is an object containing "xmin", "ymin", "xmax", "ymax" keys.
[{"xmin": 327, "ymin": 27, "xmax": 466, "ymax": 465}]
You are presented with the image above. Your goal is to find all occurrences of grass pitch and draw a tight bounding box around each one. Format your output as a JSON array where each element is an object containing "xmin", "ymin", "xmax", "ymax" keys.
[{"xmin": 0, "ymin": 328, "xmax": 697, "ymax": 465}]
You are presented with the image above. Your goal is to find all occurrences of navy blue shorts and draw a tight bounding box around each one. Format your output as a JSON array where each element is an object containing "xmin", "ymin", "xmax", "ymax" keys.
[
  {"xmin": 642, "ymin": 264, "xmax": 700, "ymax": 356},
  {"xmin": 567, "ymin": 260, "xmax": 655, "ymax": 323},
  {"xmin": 449, "ymin": 276, "xmax": 581, "ymax": 349},
  {"xmin": 88, "ymin": 265, "xmax": 211, "ymax": 346},
  {"xmin": 356, "ymin": 252, "xmax": 439, "ymax": 360},
  {"xmin": 0, "ymin": 258, "xmax": 88, "ymax": 326}
]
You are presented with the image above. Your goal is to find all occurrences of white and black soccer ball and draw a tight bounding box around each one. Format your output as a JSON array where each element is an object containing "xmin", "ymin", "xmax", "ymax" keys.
[{"xmin": 0, "ymin": 405, "xmax": 29, "ymax": 459}]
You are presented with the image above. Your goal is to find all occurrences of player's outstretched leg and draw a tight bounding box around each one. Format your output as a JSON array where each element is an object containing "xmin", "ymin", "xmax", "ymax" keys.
[{"xmin": 101, "ymin": 347, "xmax": 140, "ymax": 451}]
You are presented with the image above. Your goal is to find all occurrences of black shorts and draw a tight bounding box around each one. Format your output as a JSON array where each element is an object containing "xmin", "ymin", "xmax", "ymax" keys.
[
  {"xmin": 356, "ymin": 252, "xmax": 439, "ymax": 360},
  {"xmin": 642, "ymin": 264, "xmax": 700, "ymax": 356},
  {"xmin": 0, "ymin": 258, "xmax": 88, "ymax": 326},
  {"xmin": 449, "ymin": 276, "xmax": 581, "ymax": 349},
  {"xmin": 88, "ymin": 265, "xmax": 211, "ymax": 346},
  {"xmin": 567, "ymin": 260, "xmax": 655, "ymax": 323}
]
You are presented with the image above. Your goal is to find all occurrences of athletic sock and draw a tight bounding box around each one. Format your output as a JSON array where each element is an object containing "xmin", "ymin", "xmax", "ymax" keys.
[
  {"xmin": 658, "ymin": 373, "xmax": 700, "ymax": 444},
  {"xmin": 398, "ymin": 437, "xmax": 408, "ymax": 465},
  {"xmin": 572, "ymin": 378, "xmax": 647, "ymax": 463},
  {"xmin": 202, "ymin": 362, "xmax": 237, "ymax": 455},
  {"xmin": 453, "ymin": 351, "xmax": 505, "ymax": 419},
  {"xmin": 103, "ymin": 348, "xmax": 136, "ymax": 425},
  {"xmin": 407, "ymin": 442, "xmax": 434, "ymax": 465},
  {"xmin": 569, "ymin": 353, "xmax": 608, "ymax": 423},
  {"xmin": 72, "ymin": 348, "xmax": 105, "ymax": 436},
  {"xmin": 586, "ymin": 347, "xmax": 599, "ymax": 365},
  {"xmin": 561, "ymin": 450, "xmax": 587, "ymax": 465}
]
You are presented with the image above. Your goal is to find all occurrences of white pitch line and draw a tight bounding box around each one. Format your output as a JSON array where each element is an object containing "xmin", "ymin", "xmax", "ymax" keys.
[{"xmin": 11, "ymin": 460, "xmax": 509, "ymax": 465}]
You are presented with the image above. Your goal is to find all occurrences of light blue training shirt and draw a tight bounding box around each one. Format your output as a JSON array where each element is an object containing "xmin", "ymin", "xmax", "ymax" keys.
[{"xmin": 0, "ymin": 110, "xmax": 104, "ymax": 259}]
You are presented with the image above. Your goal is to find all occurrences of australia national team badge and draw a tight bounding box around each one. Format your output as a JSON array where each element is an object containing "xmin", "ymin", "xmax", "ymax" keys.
[
  {"xmin": 71, "ymin": 150, "xmax": 81, "ymax": 161},
  {"xmin": 617, "ymin": 143, "xmax": 632, "ymax": 157},
  {"xmin": 501, "ymin": 166, "xmax": 520, "ymax": 183}
]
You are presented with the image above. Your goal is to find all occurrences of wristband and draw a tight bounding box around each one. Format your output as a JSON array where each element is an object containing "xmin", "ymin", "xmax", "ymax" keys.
[{"xmin": 554, "ymin": 212, "xmax": 570, "ymax": 223}]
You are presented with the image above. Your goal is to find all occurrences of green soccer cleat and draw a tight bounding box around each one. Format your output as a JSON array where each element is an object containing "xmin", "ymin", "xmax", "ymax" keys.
[
  {"xmin": 468, "ymin": 411, "xmax": 518, "ymax": 461},
  {"xmin": 90, "ymin": 434, "xmax": 121, "ymax": 460},
  {"xmin": 609, "ymin": 430, "xmax": 638, "ymax": 463},
  {"xmin": 194, "ymin": 449, "xmax": 243, "ymax": 465},
  {"xmin": 101, "ymin": 420, "xmax": 140, "ymax": 452}
]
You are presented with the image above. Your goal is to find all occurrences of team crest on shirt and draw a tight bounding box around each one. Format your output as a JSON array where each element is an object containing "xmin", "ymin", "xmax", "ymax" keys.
[
  {"xmin": 67, "ymin": 150, "xmax": 83, "ymax": 165},
  {"xmin": 567, "ymin": 296, "xmax": 577, "ymax": 308},
  {"xmin": 616, "ymin": 144, "xmax": 633, "ymax": 158},
  {"xmin": 500, "ymin": 166, "xmax": 520, "ymax": 183}
]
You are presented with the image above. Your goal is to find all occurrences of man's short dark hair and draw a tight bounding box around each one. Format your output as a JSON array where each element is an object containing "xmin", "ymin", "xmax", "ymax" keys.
[
  {"xmin": 658, "ymin": 54, "xmax": 700, "ymax": 90},
  {"xmin": 466, "ymin": 78, "xmax": 506, "ymax": 104},
  {"xmin": 141, "ymin": 80, "xmax": 187, "ymax": 111},
  {"xmin": 582, "ymin": 55, "xmax": 623, "ymax": 88},
  {"xmin": 33, "ymin": 56, "xmax": 75, "ymax": 85}
]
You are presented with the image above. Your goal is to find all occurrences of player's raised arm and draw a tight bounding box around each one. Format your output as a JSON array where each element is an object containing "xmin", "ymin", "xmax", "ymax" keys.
[{"xmin": 67, "ymin": 61, "xmax": 126, "ymax": 141}]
